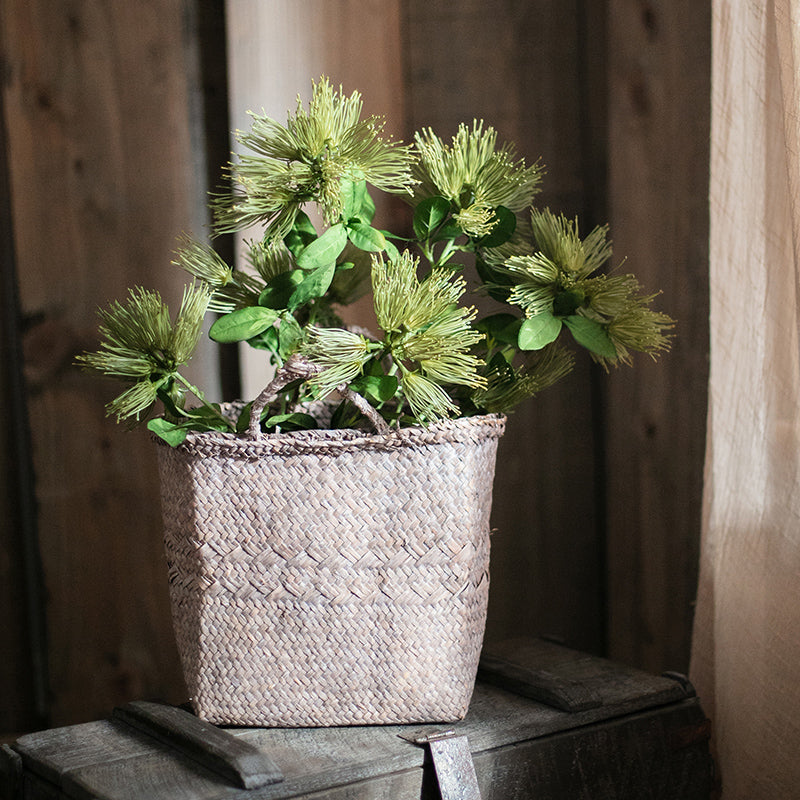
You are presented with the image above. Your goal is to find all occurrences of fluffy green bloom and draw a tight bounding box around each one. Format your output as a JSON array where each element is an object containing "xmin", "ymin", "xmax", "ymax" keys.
[
  {"xmin": 471, "ymin": 346, "xmax": 575, "ymax": 414},
  {"xmin": 246, "ymin": 238, "xmax": 293, "ymax": 282},
  {"xmin": 496, "ymin": 208, "xmax": 673, "ymax": 364},
  {"xmin": 301, "ymin": 326, "xmax": 375, "ymax": 397},
  {"xmin": 604, "ymin": 300, "xmax": 674, "ymax": 366},
  {"xmin": 371, "ymin": 252, "xmax": 486, "ymax": 420},
  {"xmin": 501, "ymin": 209, "xmax": 613, "ymax": 315},
  {"xmin": 373, "ymin": 252, "xmax": 464, "ymax": 332},
  {"xmin": 77, "ymin": 284, "xmax": 211, "ymax": 421},
  {"xmin": 214, "ymin": 77, "xmax": 417, "ymax": 239},
  {"xmin": 413, "ymin": 121, "xmax": 542, "ymax": 237},
  {"xmin": 173, "ymin": 237, "xmax": 233, "ymax": 288},
  {"xmin": 399, "ymin": 368, "xmax": 459, "ymax": 420}
]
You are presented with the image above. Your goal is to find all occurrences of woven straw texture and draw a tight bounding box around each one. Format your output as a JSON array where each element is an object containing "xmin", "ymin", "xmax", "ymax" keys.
[{"xmin": 156, "ymin": 413, "xmax": 505, "ymax": 727}]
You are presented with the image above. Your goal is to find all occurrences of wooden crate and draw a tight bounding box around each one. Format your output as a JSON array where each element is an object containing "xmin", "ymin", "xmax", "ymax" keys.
[{"xmin": 1, "ymin": 639, "xmax": 713, "ymax": 799}]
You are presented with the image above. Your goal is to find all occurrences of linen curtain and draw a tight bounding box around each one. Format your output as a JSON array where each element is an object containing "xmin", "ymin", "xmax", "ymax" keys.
[{"xmin": 690, "ymin": 1, "xmax": 800, "ymax": 796}]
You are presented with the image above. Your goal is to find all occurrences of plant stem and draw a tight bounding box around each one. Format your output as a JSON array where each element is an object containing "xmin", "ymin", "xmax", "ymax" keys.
[{"xmin": 174, "ymin": 372, "xmax": 235, "ymax": 430}]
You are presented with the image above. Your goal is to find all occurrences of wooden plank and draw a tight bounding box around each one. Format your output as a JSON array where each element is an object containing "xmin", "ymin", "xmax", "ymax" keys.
[
  {"xmin": 0, "ymin": 0, "xmax": 220, "ymax": 724},
  {"xmin": 0, "ymin": 745, "xmax": 23, "ymax": 800},
  {"xmin": 113, "ymin": 702, "xmax": 282, "ymax": 790},
  {"xmin": 477, "ymin": 654, "xmax": 604, "ymax": 712},
  {"xmin": 13, "ymin": 696, "xmax": 710, "ymax": 800},
  {"xmin": 403, "ymin": 0, "xmax": 606, "ymax": 654},
  {"xmin": 9, "ymin": 640, "xmax": 699, "ymax": 795},
  {"xmin": 0, "ymin": 64, "xmax": 48, "ymax": 736},
  {"xmin": 605, "ymin": 0, "xmax": 711, "ymax": 673}
]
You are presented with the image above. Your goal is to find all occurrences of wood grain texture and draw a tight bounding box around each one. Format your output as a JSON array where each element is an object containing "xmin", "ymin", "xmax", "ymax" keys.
[
  {"xmin": 403, "ymin": 0, "xmax": 606, "ymax": 654},
  {"xmin": 0, "ymin": 0, "xmax": 220, "ymax": 724},
  {"xmin": 605, "ymin": 0, "xmax": 710, "ymax": 673},
  {"xmin": 0, "ymin": 76, "xmax": 46, "ymax": 735},
  {"xmin": 112, "ymin": 702, "xmax": 282, "ymax": 789},
  {"xmin": 11, "ymin": 641, "xmax": 712, "ymax": 799}
]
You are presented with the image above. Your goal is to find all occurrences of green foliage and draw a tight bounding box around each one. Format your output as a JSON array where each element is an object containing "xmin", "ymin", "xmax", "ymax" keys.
[{"xmin": 79, "ymin": 76, "xmax": 673, "ymax": 443}]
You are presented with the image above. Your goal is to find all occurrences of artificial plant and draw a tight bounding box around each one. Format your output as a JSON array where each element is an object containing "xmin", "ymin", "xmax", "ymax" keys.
[{"xmin": 78, "ymin": 77, "xmax": 673, "ymax": 444}]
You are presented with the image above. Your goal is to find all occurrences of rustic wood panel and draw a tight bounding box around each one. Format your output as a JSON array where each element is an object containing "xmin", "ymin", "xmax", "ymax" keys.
[
  {"xmin": 605, "ymin": 0, "xmax": 710, "ymax": 673},
  {"xmin": 11, "ymin": 641, "xmax": 712, "ymax": 799},
  {"xmin": 403, "ymin": 0, "xmax": 607, "ymax": 654},
  {"xmin": 0, "ymin": 84, "xmax": 47, "ymax": 736},
  {"xmin": 0, "ymin": 0, "xmax": 221, "ymax": 725}
]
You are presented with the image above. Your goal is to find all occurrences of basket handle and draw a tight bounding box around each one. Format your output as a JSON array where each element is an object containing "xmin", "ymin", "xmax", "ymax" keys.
[{"xmin": 247, "ymin": 353, "xmax": 390, "ymax": 439}]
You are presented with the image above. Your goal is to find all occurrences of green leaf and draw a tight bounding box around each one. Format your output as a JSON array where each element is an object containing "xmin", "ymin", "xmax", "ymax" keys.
[
  {"xmin": 341, "ymin": 176, "xmax": 375, "ymax": 223},
  {"xmin": 413, "ymin": 196, "xmax": 450, "ymax": 240},
  {"xmin": 147, "ymin": 417, "xmax": 189, "ymax": 447},
  {"xmin": 277, "ymin": 313, "xmax": 304, "ymax": 358},
  {"xmin": 352, "ymin": 374, "xmax": 399, "ymax": 403},
  {"xmin": 235, "ymin": 402, "xmax": 253, "ymax": 433},
  {"xmin": 296, "ymin": 223, "xmax": 347, "ymax": 271},
  {"xmin": 486, "ymin": 350, "xmax": 516, "ymax": 382},
  {"xmin": 209, "ymin": 307, "xmax": 279, "ymax": 343},
  {"xmin": 263, "ymin": 412, "xmax": 319, "ymax": 432},
  {"xmin": 330, "ymin": 399, "xmax": 366, "ymax": 430},
  {"xmin": 283, "ymin": 212, "xmax": 317, "ymax": 258},
  {"xmin": 383, "ymin": 238, "xmax": 400, "ymax": 262},
  {"xmin": 258, "ymin": 270, "xmax": 305, "ymax": 309},
  {"xmin": 156, "ymin": 386, "xmax": 185, "ymax": 420},
  {"xmin": 476, "ymin": 206, "xmax": 516, "ymax": 248},
  {"xmin": 247, "ymin": 325, "xmax": 279, "ymax": 352},
  {"xmin": 564, "ymin": 315, "xmax": 618, "ymax": 358},
  {"xmin": 475, "ymin": 256, "xmax": 513, "ymax": 302},
  {"xmin": 288, "ymin": 261, "xmax": 336, "ymax": 310},
  {"xmin": 518, "ymin": 313, "xmax": 563, "ymax": 350},
  {"xmin": 431, "ymin": 219, "xmax": 463, "ymax": 243},
  {"xmin": 346, "ymin": 222, "xmax": 387, "ymax": 253},
  {"xmin": 474, "ymin": 313, "xmax": 522, "ymax": 345}
]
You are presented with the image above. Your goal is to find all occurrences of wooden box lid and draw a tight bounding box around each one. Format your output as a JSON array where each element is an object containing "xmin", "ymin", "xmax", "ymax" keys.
[{"xmin": 7, "ymin": 638, "xmax": 712, "ymax": 800}]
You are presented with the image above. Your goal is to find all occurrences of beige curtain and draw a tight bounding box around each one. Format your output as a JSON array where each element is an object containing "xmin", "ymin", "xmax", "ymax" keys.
[{"xmin": 690, "ymin": 1, "xmax": 800, "ymax": 796}]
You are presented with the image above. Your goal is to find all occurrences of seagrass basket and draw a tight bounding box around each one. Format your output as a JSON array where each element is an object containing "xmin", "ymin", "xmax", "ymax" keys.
[{"xmin": 155, "ymin": 412, "xmax": 505, "ymax": 727}]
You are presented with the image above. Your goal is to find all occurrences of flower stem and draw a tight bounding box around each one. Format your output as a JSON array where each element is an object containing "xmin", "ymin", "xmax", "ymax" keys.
[{"xmin": 174, "ymin": 372, "xmax": 235, "ymax": 430}]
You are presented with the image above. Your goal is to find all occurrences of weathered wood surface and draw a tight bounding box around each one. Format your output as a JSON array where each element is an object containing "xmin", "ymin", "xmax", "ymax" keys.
[
  {"xmin": 0, "ymin": 0, "xmax": 216, "ymax": 725},
  {"xmin": 112, "ymin": 702, "xmax": 282, "ymax": 790},
  {"xmin": 605, "ymin": 0, "xmax": 711, "ymax": 673},
  {"xmin": 403, "ymin": 0, "xmax": 607, "ymax": 656},
  {"xmin": 0, "ymin": 745, "xmax": 23, "ymax": 800},
  {"xmin": 10, "ymin": 640, "xmax": 712, "ymax": 800},
  {"xmin": 0, "ymin": 74, "xmax": 46, "ymax": 736}
]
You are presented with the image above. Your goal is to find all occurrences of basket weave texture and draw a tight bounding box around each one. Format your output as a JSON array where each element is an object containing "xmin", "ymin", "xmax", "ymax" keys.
[{"xmin": 156, "ymin": 413, "xmax": 506, "ymax": 727}]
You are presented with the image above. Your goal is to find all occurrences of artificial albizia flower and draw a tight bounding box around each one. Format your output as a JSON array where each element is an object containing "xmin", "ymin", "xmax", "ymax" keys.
[
  {"xmin": 372, "ymin": 252, "xmax": 486, "ymax": 420},
  {"xmin": 77, "ymin": 284, "xmax": 212, "ymax": 422},
  {"xmin": 213, "ymin": 78, "xmax": 417, "ymax": 239},
  {"xmin": 497, "ymin": 208, "xmax": 673, "ymax": 365},
  {"xmin": 301, "ymin": 326, "xmax": 376, "ymax": 398},
  {"xmin": 412, "ymin": 121, "xmax": 542, "ymax": 238}
]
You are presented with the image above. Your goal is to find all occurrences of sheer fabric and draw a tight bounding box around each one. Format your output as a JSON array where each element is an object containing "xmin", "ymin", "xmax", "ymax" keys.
[{"xmin": 690, "ymin": 1, "xmax": 800, "ymax": 796}]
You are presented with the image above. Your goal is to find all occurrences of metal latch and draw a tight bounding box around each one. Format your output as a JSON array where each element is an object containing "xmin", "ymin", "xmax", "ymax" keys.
[{"xmin": 399, "ymin": 729, "xmax": 481, "ymax": 800}]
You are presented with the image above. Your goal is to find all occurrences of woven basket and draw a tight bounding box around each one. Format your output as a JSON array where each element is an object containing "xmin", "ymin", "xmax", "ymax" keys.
[{"xmin": 156, "ymin": 409, "xmax": 505, "ymax": 727}]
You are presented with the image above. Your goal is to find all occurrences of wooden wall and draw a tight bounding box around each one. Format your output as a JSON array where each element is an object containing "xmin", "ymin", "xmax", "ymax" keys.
[
  {"xmin": 605, "ymin": 0, "xmax": 710, "ymax": 672},
  {"xmin": 0, "ymin": 0, "xmax": 216, "ymax": 730},
  {"xmin": 0, "ymin": 0, "xmax": 710, "ymax": 733}
]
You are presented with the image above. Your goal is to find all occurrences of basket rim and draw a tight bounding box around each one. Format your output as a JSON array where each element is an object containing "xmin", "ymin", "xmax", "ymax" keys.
[{"xmin": 154, "ymin": 412, "xmax": 506, "ymax": 459}]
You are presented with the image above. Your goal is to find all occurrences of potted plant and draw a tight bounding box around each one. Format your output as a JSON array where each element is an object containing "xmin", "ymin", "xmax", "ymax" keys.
[{"xmin": 78, "ymin": 78, "xmax": 672, "ymax": 727}]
